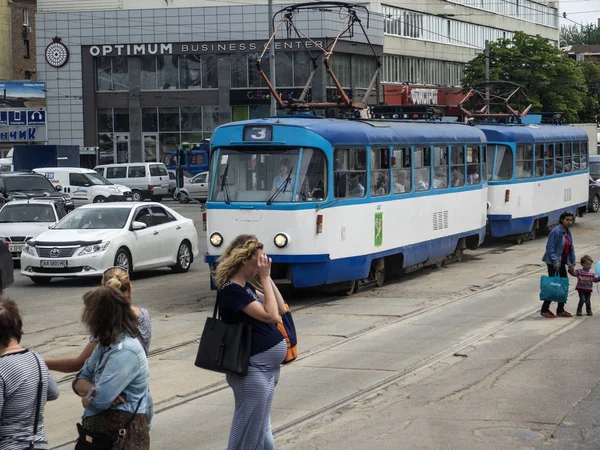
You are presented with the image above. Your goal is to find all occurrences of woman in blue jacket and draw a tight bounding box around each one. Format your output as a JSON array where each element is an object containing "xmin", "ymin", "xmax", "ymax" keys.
[{"xmin": 541, "ymin": 212, "xmax": 576, "ymax": 318}]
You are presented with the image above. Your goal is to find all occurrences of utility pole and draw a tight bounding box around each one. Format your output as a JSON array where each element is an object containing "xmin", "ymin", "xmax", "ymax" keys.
[
  {"xmin": 484, "ymin": 40, "xmax": 490, "ymax": 110},
  {"xmin": 268, "ymin": 0, "xmax": 277, "ymax": 116}
]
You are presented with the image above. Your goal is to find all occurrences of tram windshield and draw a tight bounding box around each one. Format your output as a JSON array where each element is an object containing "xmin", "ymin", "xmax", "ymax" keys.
[{"xmin": 210, "ymin": 148, "xmax": 327, "ymax": 203}]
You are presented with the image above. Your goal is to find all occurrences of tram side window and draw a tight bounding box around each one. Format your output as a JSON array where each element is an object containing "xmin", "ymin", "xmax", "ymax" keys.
[
  {"xmin": 486, "ymin": 146, "xmax": 494, "ymax": 181},
  {"xmin": 481, "ymin": 145, "xmax": 487, "ymax": 182},
  {"xmin": 545, "ymin": 144, "xmax": 555, "ymax": 176},
  {"xmin": 580, "ymin": 141, "xmax": 588, "ymax": 170},
  {"xmin": 493, "ymin": 145, "xmax": 513, "ymax": 181},
  {"xmin": 564, "ymin": 142, "xmax": 572, "ymax": 173},
  {"xmin": 414, "ymin": 146, "xmax": 431, "ymax": 192},
  {"xmin": 572, "ymin": 141, "xmax": 580, "ymax": 171},
  {"xmin": 451, "ymin": 145, "xmax": 465, "ymax": 187},
  {"xmin": 334, "ymin": 148, "xmax": 367, "ymax": 198},
  {"xmin": 297, "ymin": 148, "xmax": 327, "ymax": 202},
  {"xmin": 433, "ymin": 145, "xmax": 448, "ymax": 189},
  {"xmin": 370, "ymin": 147, "xmax": 391, "ymax": 197},
  {"xmin": 535, "ymin": 144, "xmax": 544, "ymax": 178},
  {"xmin": 466, "ymin": 145, "xmax": 480, "ymax": 185},
  {"xmin": 516, "ymin": 144, "xmax": 533, "ymax": 179},
  {"xmin": 393, "ymin": 147, "xmax": 411, "ymax": 194},
  {"xmin": 554, "ymin": 143, "xmax": 563, "ymax": 174}
]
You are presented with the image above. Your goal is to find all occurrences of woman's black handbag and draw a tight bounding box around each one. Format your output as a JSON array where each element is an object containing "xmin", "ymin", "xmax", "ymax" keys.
[{"xmin": 194, "ymin": 291, "xmax": 252, "ymax": 376}]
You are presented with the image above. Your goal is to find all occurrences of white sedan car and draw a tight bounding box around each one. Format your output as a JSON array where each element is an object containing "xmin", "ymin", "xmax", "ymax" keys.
[{"xmin": 20, "ymin": 202, "xmax": 199, "ymax": 284}]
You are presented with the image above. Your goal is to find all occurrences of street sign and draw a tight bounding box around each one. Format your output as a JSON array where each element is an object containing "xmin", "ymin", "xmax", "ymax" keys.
[
  {"xmin": 8, "ymin": 111, "xmax": 26, "ymax": 126},
  {"xmin": 27, "ymin": 110, "xmax": 45, "ymax": 125}
]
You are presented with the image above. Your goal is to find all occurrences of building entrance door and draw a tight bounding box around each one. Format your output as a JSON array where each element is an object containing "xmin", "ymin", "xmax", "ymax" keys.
[
  {"xmin": 115, "ymin": 133, "xmax": 129, "ymax": 163},
  {"xmin": 143, "ymin": 134, "xmax": 159, "ymax": 162}
]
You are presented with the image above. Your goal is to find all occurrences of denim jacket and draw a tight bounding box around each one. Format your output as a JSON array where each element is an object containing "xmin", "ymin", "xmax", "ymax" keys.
[
  {"xmin": 542, "ymin": 225, "xmax": 576, "ymax": 267},
  {"xmin": 73, "ymin": 333, "xmax": 148, "ymax": 418}
]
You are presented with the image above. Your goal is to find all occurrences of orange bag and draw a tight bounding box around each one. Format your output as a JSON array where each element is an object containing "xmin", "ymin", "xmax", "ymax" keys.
[{"xmin": 276, "ymin": 304, "xmax": 298, "ymax": 364}]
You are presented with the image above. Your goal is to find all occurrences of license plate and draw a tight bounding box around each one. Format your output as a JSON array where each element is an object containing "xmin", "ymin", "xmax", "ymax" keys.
[
  {"xmin": 9, "ymin": 244, "xmax": 23, "ymax": 252},
  {"xmin": 41, "ymin": 260, "xmax": 67, "ymax": 268}
]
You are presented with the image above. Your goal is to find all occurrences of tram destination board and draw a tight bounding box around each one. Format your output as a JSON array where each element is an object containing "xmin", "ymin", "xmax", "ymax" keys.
[{"xmin": 243, "ymin": 125, "xmax": 273, "ymax": 142}]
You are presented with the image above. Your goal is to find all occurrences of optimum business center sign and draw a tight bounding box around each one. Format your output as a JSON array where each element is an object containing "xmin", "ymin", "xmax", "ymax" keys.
[{"xmin": 88, "ymin": 39, "xmax": 325, "ymax": 57}]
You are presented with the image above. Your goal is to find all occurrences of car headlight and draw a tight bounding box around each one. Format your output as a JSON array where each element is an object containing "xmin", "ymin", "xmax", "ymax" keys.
[
  {"xmin": 78, "ymin": 241, "xmax": 111, "ymax": 256},
  {"xmin": 210, "ymin": 232, "xmax": 223, "ymax": 247},
  {"xmin": 274, "ymin": 233, "xmax": 289, "ymax": 248},
  {"xmin": 22, "ymin": 243, "xmax": 36, "ymax": 256}
]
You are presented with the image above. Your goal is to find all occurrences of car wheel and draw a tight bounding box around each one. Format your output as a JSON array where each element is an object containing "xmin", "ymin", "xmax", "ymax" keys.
[
  {"xmin": 131, "ymin": 190, "xmax": 143, "ymax": 202},
  {"xmin": 93, "ymin": 196, "xmax": 106, "ymax": 203},
  {"xmin": 30, "ymin": 276, "xmax": 52, "ymax": 285},
  {"xmin": 171, "ymin": 241, "xmax": 192, "ymax": 273},
  {"xmin": 177, "ymin": 192, "xmax": 189, "ymax": 204},
  {"xmin": 172, "ymin": 189, "xmax": 179, "ymax": 200},
  {"xmin": 591, "ymin": 194, "xmax": 600, "ymax": 213},
  {"xmin": 114, "ymin": 248, "xmax": 132, "ymax": 273}
]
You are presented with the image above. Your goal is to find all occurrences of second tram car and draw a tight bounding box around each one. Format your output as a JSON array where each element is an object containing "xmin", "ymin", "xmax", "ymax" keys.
[
  {"xmin": 205, "ymin": 117, "xmax": 488, "ymax": 290},
  {"xmin": 481, "ymin": 124, "xmax": 589, "ymax": 241}
]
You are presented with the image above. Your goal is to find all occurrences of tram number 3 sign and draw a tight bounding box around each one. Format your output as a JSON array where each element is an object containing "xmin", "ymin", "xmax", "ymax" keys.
[
  {"xmin": 374, "ymin": 212, "xmax": 383, "ymax": 247},
  {"xmin": 243, "ymin": 125, "xmax": 273, "ymax": 142}
]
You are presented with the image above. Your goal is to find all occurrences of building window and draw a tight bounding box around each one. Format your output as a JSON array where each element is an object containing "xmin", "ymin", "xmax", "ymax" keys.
[
  {"xmin": 24, "ymin": 71, "xmax": 32, "ymax": 80},
  {"xmin": 139, "ymin": 55, "xmax": 219, "ymax": 90},
  {"xmin": 23, "ymin": 8, "xmax": 29, "ymax": 26},
  {"xmin": 382, "ymin": 54, "xmax": 464, "ymax": 87},
  {"xmin": 444, "ymin": 0, "xmax": 558, "ymax": 28},
  {"xmin": 23, "ymin": 40, "xmax": 30, "ymax": 59},
  {"xmin": 96, "ymin": 57, "xmax": 129, "ymax": 91},
  {"xmin": 232, "ymin": 52, "xmax": 312, "ymax": 89}
]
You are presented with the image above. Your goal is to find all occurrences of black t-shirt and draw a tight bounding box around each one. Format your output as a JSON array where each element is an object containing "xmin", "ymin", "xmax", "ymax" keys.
[{"xmin": 219, "ymin": 282, "xmax": 284, "ymax": 356}]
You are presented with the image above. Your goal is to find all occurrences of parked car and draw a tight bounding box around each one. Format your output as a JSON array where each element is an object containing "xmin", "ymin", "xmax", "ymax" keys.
[
  {"xmin": 590, "ymin": 154, "xmax": 600, "ymax": 182},
  {"xmin": 589, "ymin": 175, "xmax": 600, "ymax": 213},
  {"xmin": 20, "ymin": 202, "xmax": 199, "ymax": 284},
  {"xmin": 0, "ymin": 172, "xmax": 74, "ymax": 211},
  {"xmin": 94, "ymin": 163, "xmax": 170, "ymax": 202},
  {"xmin": 174, "ymin": 171, "xmax": 210, "ymax": 203},
  {"xmin": 167, "ymin": 169, "xmax": 194, "ymax": 198},
  {"xmin": 0, "ymin": 239, "xmax": 14, "ymax": 291},
  {"xmin": 0, "ymin": 199, "xmax": 66, "ymax": 260},
  {"xmin": 33, "ymin": 167, "xmax": 132, "ymax": 204}
]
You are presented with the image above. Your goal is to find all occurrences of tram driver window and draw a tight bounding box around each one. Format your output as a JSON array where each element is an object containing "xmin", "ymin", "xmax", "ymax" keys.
[
  {"xmin": 564, "ymin": 142, "xmax": 573, "ymax": 173},
  {"xmin": 414, "ymin": 146, "xmax": 431, "ymax": 192},
  {"xmin": 334, "ymin": 148, "xmax": 367, "ymax": 199},
  {"xmin": 492, "ymin": 145, "xmax": 513, "ymax": 181},
  {"xmin": 393, "ymin": 147, "xmax": 411, "ymax": 194},
  {"xmin": 451, "ymin": 145, "xmax": 465, "ymax": 187},
  {"xmin": 516, "ymin": 144, "xmax": 533, "ymax": 179},
  {"xmin": 433, "ymin": 145, "xmax": 448, "ymax": 189},
  {"xmin": 554, "ymin": 143, "xmax": 563, "ymax": 174},
  {"xmin": 466, "ymin": 145, "xmax": 480, "ymax": 185},
  {"xmin": 535, "ymin": 144, "xmax": 544, "ymax": 178},
  {"xmin": 297, "ymin": 148, "xmax": 327, "ymax": 202},
  {"xmin": 370, "ymin": 147, "xmax": 390, "ymax": 197}
]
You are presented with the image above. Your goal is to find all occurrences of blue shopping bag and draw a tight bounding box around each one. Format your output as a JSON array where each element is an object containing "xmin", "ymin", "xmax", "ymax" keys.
[{"xmin": 540, "ymin": 274, "xmax": 569, "ymax": 303}]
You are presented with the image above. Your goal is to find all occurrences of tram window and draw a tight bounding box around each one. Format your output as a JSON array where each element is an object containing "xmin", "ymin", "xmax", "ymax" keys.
[
  {"xmin": 450, "ymin": 145, "xmax": 465, "ymax": 187},
  {"xmin": 414, "ymin": 146, "xmax": 431, "ymax": 192},
  {"xmin": 580, "ymin": 141, "xmax": 588, "ymax": 170},
  {"xmin": 466, "ymin": 145, "xmax": 480, "ymax": 185},
  {"xmin": 370, "ymin": 147, "xmax": 390, "ymax": 197},
  {"xmin": 393, "ymin": 147, "xmax": 411, "ymax": 194},
  {"xmin": 535, "ymin": 144, "xmax": 544, "ymax": 178},
  {"xmin": 516, "ymin": 144, "xmax": 533, "ymax": 179},
  {"xmin": 486, "ymin": 146, "xmax": 494, "ymax": 181},
  {"xmin": 554, "ymin": 143, "xmax": 563, "ymax": 174},
  {"xmin": 297, "ymin": 148, "xmax": 327, "ymax": 202},
  {"xmin": 572, "ymin": 141, "xmax": 580, "ymax": 171},
  {"xmin": 334, "ymin": 148, "xmax": 367, "ymax": 198},
  {"xmin": 433, "ymin": 145, "xmax": 448, "ymax": 189},
  {"xmin": 493, "ymin": 145, "xmax": 513, "ymax": 181},
  {"xmin": 481, "ymin": 145, "xmax": 488, "ymax": 182},
  {"xmin": 564, "ymin": 142, "xmax": 573, "ymax": 173},
  {"xmin": 545, "ymin": 144, "xmax": 555, "ymax": 176}
]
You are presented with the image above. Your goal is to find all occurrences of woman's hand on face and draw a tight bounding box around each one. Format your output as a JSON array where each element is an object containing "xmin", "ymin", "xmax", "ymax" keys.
[{"xmin": 257, "ymin": 253, "xmax": 272, "ymax": 280}]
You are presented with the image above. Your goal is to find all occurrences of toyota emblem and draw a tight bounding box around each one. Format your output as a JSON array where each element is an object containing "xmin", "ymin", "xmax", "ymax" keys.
[{"xmin": 49, "ymin": 248, "xmax": 60, "ymax": 257}]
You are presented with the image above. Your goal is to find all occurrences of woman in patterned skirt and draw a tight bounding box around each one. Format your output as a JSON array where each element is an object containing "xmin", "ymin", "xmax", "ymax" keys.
[
  {"xmin": 73, "ymin": 286, "xmax": 149, "ymax": 449},
  {"xmin": 214, "ymin": 235, "xmax": 289, "ymax": 450}
]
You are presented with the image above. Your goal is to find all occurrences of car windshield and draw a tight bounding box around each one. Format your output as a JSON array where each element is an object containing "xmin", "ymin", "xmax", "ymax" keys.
[
  {"xmin": 590, "ymin": 161, "xmax": 600, "ymax": 179},
  {"xmin": 85, "ymin": 172, "xmax": 112, "ymax": 185},
  {"xmin": 4, "ymin": 175, "xmax": 54, "ymax": 191},
  {"xmin": 0, "ymin": 204, "xmax": 55, "ymax": 223},
  {"xmin": 209, "ymin": 147, "xmax": 327, "ymax": 203},
  {"xmin": 54, "ymin": 208, "xmax": 130, "ymax": 229}
]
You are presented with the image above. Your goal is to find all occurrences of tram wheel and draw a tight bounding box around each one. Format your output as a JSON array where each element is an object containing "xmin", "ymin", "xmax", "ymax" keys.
[
  {"xmin": 455, "ymin": 247, "xmax": 464, "ymax": 262},
  {"xmin": 530, "ymin": 227, "xmax": 537, "ymax": 241},
  {"xmin": 374, "ymin": 267, "xmax": 385, "ymax": 287},
  {"xmin": 342, "ymin": 280, "xmax": 358, "ymax": 296}
]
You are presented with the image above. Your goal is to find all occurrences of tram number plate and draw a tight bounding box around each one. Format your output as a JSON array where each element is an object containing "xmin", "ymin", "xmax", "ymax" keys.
[
  {"xmin": 41, "ymin": 260, "xmax": 67, "ymax": 268},
  {"xmin": 8, "ymin": 244, "xmax": 23, "ymax": 252},
  {"xmin": 243, "ymin": 125, "xmax": 273, "ymax": 142}
]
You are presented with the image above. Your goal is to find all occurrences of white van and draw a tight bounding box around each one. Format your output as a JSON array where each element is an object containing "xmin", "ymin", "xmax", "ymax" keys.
[
  {"xmin": 94, "ymin": 163, "xmax": 170, "ymax": 202},
  {"xmin": 33, "ymin": 167, "xmax": 133, "ymax": 204}
]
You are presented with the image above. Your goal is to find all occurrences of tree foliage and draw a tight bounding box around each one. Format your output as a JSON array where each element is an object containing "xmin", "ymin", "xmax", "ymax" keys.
[
  {"xmin": 462, "ymin": 32, "xmax": 591, "ymax": 123},
  {"xmin": 560, "ymin": 24, "xmax": 600, "ymax": 46}
]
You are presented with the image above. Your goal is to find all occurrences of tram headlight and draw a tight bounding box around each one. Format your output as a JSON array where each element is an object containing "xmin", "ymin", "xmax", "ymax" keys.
[
  {"xmin": 210, "ymin": 232, "xmax": 223, "ymax": 247},
  {"xmin": 273, "ymin": 233, "xmax": 289, "ymax": 248}
]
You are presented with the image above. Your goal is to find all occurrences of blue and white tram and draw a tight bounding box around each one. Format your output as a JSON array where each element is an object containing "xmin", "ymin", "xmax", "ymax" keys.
[
  {"xmin": 481, "ymin": 124, "xmax": 589, "ymax": 240},
  {"xmin": 205, "ymin": 117, "xmax": 488, "ymax": 290}
]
